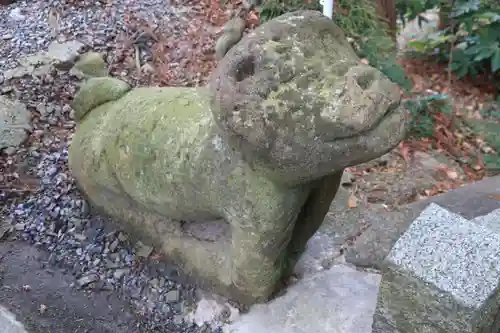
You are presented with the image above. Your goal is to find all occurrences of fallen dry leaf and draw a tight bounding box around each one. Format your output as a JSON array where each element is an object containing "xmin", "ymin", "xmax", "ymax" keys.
[
  {"xmin": 348, "ymin": 194, "xmax": 358, "ymax": 208},
  {"xmin": 247, "ymin": 11, "xmax": 260, "ymax": 27},
  {"xmin": 398, "ymin": 141, "xmax": 413, "ymax": 162},
  {"xmin": 39, "ymin": 304, "xmax": 48, "ymax": 314},
  {"xmin": 446, "ymin": 169, "xmax": 458, "ymax": 179},
  {"xmin": 149, "ymin": 252, "xmax": 163, "ymax": 260},
  {"xmin": 489, "ymin": 194, "xmax": 500, "ymax": 200}
]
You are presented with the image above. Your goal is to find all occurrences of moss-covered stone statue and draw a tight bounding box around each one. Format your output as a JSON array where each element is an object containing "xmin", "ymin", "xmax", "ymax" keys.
[{"xmin": 69, "ymin": 10, "xmax": 409, "ymax": 305}]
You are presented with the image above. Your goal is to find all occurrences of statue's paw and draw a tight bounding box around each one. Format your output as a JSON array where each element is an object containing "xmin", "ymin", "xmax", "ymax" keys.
[{"xmin": 72, "ymin": 77, "xmax": 131, "ymax": 121}]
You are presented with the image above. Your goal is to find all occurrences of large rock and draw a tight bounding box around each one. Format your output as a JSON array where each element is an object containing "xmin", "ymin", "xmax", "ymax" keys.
[
  {"xmin": 3, "ymin": 40, "xmax": 84, "ymax": 80},
  {"xmin": 0, "ymin": 96, "xmax": 31, "ymax": 155},
  {"xmin": 69, "ymin": 10, "xmax": 409, "ymax": 305},
  {"xmin": 344, "ymin": 175, "xmax": 500, "ymax": 270}
]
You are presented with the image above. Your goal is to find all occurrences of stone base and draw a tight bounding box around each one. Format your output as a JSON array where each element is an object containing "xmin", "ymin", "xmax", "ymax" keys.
[
  {"xmin": 0, "ymin": 306, "xmax": 27, "ymax": 333},
  {"xmin": 224, "ymin": 265, "xmax": 380, "ymax": 333}
]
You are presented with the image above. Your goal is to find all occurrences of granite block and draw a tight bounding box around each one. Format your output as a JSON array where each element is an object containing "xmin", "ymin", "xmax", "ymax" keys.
[
  {"xmin": 372, "ymin": 203, "xmax": 500, "ymax": 333},
  {"xmin": 471, "ymin": 208, "xmax": 500, "ymax": 234},
  {"xmin": 345, "ymin": 175, "xmax": 500, "ymax": 270}
]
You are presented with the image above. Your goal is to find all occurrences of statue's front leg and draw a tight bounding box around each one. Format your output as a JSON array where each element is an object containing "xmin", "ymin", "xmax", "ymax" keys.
[
  {"xmin": 284, "ymin": 170, "xmax": 344, "ymax": 276},
  {"xmin": 229, "ymin": 216, "xmax": 295, "ymax": 303},
  {"xmin": 225, "ymin": 184, "xmax": 309, "ymax": 304}
]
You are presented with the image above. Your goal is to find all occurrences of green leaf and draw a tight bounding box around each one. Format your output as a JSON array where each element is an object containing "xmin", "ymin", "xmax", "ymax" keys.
[
  {"xmin": 465, "ymin": 44, "xmax": 484, "ymax": 55},
  {"xmin": 475, "ymin": 11, "xmax": 500, "ymax": 24},
  {"xmin": 453, "ymin": 0, "xmax": 480, "ymax": 17},
  {"xmin": 474, "ymin": 47, "xmax": 495, "ymax": 61},
  {"xmin": 478, "ymin": 25, "xmax": 500, "ymax": 44},
  {"xmin": 462, "ymin": 18, "xmax": 475, "ymax": 33},
  {"xmin": 408, "ymin": 40, "xmax": 430, "ymax": 52},
  {"xmin": 492, "ymin": 50, "xmax": 500, "ymax": 72},
  {"xmin": 452, "ymin": 49, "xmax": 468, "ymax": 62},
  {"xmin": 450, "ymin": 62, "xmax": 462, "ymax": 71},
  {"xmin": 455, "ymin": 64, "xmax": 470, "ymax": 78}
]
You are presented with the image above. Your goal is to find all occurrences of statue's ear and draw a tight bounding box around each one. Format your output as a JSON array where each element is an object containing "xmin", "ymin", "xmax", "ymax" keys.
[{"xmin": 71, "ymin": 77, "xmax": 131, "ymax": 122}]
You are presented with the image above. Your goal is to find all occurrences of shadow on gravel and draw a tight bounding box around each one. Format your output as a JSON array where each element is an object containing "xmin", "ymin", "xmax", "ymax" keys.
[{"xmin": 0, "ymin": 240, "xmax": 139, "ymax": 333}]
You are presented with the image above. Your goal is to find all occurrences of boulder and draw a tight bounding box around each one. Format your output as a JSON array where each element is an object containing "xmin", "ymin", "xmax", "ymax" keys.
[
  {"xmin": 0, "ymin": 96, "xmax": 31, "ymax": 155},
  {"xmin": 3, "ymin": 40, "xmax": 85, "ymax": 81},
  {"xmin": 69, "ymin": 10, "xmax": 409, "ymax": 305}
]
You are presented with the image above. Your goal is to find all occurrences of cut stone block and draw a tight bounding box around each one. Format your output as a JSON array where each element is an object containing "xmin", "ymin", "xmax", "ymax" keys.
[
  {"xmin": 0, "ymin": 306, "xmax": 28, "ymax": 333},
  {"xmin": 471, "ymin": 208, "xmax": 500, "ymax": 234},
  {"xmin": 372, "ymin": 202, "xmax": 500, "ymax": 333}
]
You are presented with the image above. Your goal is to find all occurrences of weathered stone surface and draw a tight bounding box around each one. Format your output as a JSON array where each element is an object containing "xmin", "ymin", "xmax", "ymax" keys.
[
  {"xmin": 45, "ymin": 40, "xmax": 85, "ymax": 70},
  {"xmin": 70, "ymin": 82, "xmax": 310, "ymax": 304},
  {"xmin": 225, "ymin": 265, "xmax": 380, "ymax": 333},
  {"xmin": 210, "ymin": 10, "xmax": 409, "ymax": 185},
  {"xmin": 372, "ymin": 203, "xmax": 500, "ymax": 333},
  {"xmin": 71, "ymin": 77, "xmax": 130, "ymax": 121},
  {"xmin": 69, "ymin": 10, "xmax": 409, "ymax": 305},
  {"xmin": 186, "ymin": 292, "xmax": 240, "ymax": 329},
  {"xmin": 0, "ymin": 96, "xmax": 31, "ymax": 155}
]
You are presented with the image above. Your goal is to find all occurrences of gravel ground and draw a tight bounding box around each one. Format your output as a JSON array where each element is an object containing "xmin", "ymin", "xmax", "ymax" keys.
[{"xmin": 0, "ymin": 0, "xmax": 232, "ymax": 332}]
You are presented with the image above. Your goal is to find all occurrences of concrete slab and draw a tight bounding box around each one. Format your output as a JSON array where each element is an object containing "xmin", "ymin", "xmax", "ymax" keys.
[
  {"xmin": 0, "ymin": 306, "xmax": 28, "ymax": 333},
  {"xmin": 224, "ymin": 265, "xmax": 380, "ymax": 333},
  {"xmin": 471, "ymin": 208, "xmax": 500, "ymax": 233}
]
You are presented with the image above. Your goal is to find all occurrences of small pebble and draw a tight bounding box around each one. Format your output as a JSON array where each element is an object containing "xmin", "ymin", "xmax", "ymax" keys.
[
  {"xmin": 113, "ymin": 268, "xmax": 130, "ymax": 280},
  {"xmin": 77, "ymin": 274, "xmax": 99, "ymax": 288},
  {"xmin": 14, "ymin": 223, "xmax": 26, "ymax": 231},
  {"xmin": 166, "ymin": 290, "xmax": 180, "ymax": 303}
]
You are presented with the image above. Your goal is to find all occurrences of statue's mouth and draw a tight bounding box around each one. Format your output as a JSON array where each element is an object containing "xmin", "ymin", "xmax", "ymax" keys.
[
  {"xmin": 323, "ymin": 99, "xmax": 405, "ymax": 143},
  {"xmin": 373, "ymin": 100, "xmax": 402, "ymax": 129}
]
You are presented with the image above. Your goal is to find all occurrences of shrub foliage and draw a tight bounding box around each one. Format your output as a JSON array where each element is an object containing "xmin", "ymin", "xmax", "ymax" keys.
[{"xmin": 400, "ymin": 0, "xmax": 500, "ymax": 79}]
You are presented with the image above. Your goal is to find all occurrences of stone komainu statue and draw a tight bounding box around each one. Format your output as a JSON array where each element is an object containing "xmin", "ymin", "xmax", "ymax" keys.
[{"xmin": 69, "ymin": 10, "xmax": 409, "ymax": 305}]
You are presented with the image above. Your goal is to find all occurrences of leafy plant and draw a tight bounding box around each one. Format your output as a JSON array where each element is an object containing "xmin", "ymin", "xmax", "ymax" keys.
[
  {"xmin": 405, "ymin": 93, "xmax": 453, "ymax": 139},
  {"xmin": 403, "ymin": 0, "xmax": 500, "ymax": 80},
  {"xmin": 260, "ymin": 0, "xmax": 321, "ymax": 22},
  {"xmin": 396, "ymin": 0, "xmax": 441, "ymax": 27}
]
